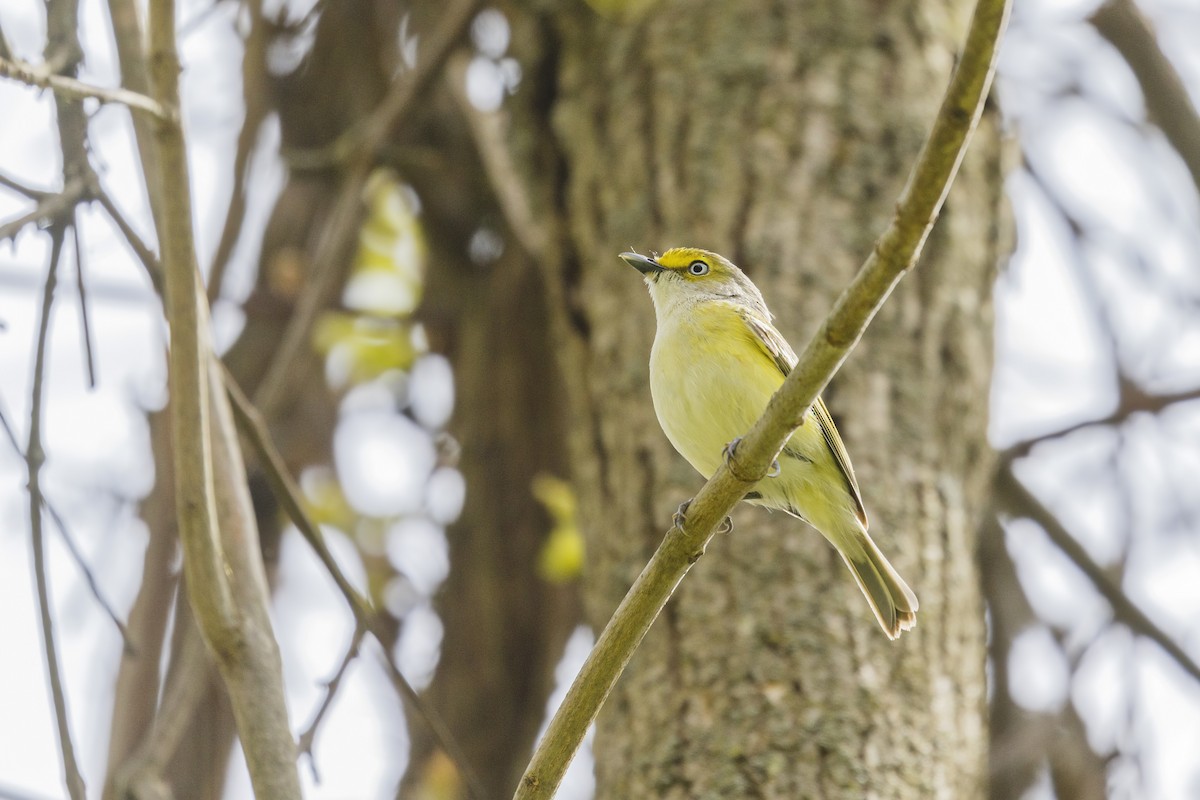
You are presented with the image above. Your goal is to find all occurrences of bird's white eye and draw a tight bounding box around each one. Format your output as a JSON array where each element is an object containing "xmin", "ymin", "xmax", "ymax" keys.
[{"xmin": 688, "ymin": 260, "xmax": 709, "ymax": 276}]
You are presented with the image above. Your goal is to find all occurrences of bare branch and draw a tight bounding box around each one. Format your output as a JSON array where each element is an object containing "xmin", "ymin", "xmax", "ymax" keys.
[
  {"xmin": 147, "ymin": 0, "xmax": 301, "ymax": 794},
  {"xmin": 994, "ymin": 465, "xmax": 1200, "ymax": 685},
  {"xmin": 1091, "ymin": 0, "xmax": 1200, "ymax": 196},
  {"xmin": 102, "ymin": 412, "xmax": 178, "ymax": 800},
  {"xmin": 205, "ymin": 0, "xmax": 270, "ymax": 306},
  {"xmin": 1000, "ymin": 383, "xmax": 1200, "ymax": 463},
  {"xmin": 0, "ymin": 177, "xmax": 89, "ymax": 243},
  {"xmin": 514, "ymin": 0, "xmax": 1011, "ymax": 794},
  {"xmin": 27, "ymin": 224, "xmax": 87, "ymax": 800},
  {"xmin": 0, "ymin": 54, "xmax": 167, "ymax": 119}
]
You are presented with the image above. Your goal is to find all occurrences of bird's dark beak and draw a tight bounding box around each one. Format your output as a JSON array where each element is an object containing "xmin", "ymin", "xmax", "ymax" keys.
[{"xmin": 620, "ymin": 252, "xmax": 664, "ymax": 275}]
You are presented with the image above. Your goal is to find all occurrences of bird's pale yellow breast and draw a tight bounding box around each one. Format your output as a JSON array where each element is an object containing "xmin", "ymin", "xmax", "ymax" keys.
[{"xmin": 649, "ymin": 300, "xmax": 785, "ymax": 479}]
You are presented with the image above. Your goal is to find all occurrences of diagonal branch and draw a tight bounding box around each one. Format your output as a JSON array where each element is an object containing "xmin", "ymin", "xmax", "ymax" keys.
[
  {"xmin": 0, "ymin": 399, "xmax": 132, "ymax": 647},
  {"xmin": 70, "ymin": 214, "xmax": 97, "ymax": 387},
  {"xmin": 1091, "ymin": 0, "xmax": 1200, "ymax": 197},
  {"xmin": 0, "ymin": 53, "xmax": 167, "ymax": 118},
  {"xmin": 297, "ymin": 621, "xmax": 367, "ymax": 778},
  {"xmin": 994, "ymin": 465, "xmax": 1200, "ymax": 685},
  {"xmin": 0, "ymin": 169, "xmax": 48, "ymax": 200},
  {"xmin": 93, "ymin": 187, "xmax": 162, "ymax": 290},
  {"xmin": 204, "ymin": 0, "xmax": 269, "ymax": 306},
  {"xmin": 513, "ymin": 0, "xmax": 1011, "ymax": 795}
]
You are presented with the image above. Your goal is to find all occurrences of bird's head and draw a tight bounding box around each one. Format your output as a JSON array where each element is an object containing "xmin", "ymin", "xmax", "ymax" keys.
[{"xmin": 620, "ymin": 247, "xmax": 769, "ymax": 318}]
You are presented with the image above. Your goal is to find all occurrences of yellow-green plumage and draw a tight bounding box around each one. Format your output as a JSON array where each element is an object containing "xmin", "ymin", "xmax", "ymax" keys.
[{"xmin": 623, "ymin": 246, "xmax": 918, "ymax": 639}]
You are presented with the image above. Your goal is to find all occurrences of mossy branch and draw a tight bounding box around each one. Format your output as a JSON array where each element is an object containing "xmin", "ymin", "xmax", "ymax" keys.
[{"xmin": 513, "ymin": 0, "xmax": 1011, "ymax": 796}]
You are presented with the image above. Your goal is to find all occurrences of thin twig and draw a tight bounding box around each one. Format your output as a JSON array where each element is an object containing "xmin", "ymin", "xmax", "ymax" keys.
[
  {"xmin": 0, "ymin": 169, "xmax": 48, "ymax": 200},
  {"xmin": 254, "ymin": 0, "xmax": 481, "ymax": 418},
  {"xmin": 994, "ymin": 465, "xmax": 1200, "ymax": 685},
  {"xmin": 27, "ymin": 223, "xmax": 87, "ymax": 800},
  {"xmin": 0, "ymin": 54, "xmax": 167, "ymax": 118},
  {"xmin": 297, "ymin": 621, "xmax": 367, "ymax": 780},
  {"xmin": 70, "ymin": 214, "xmax": 97, "ymax": 387},
  {"xmin": 5, "ymin": 391, "xmax": 137, "ymax": 648},
  {"xmin": 513, "ymin": 0, "xmax": 1011, "ymax": 794},
  {"xmin": 43, "ymin": 497, "xmax": 133, "ymax": 650},
  {"xmin": 93, "ymin": 188, "xmax": 162, "ymax": 290},
  {"xmin": 3, "ymin": 393, "xmax": 137, "ymax": 652}
]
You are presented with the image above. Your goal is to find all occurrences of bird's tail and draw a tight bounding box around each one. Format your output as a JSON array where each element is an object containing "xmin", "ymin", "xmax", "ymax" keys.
[{"xmin": 833, "ymin": 522, "xmax": 919, "ymax": 640}]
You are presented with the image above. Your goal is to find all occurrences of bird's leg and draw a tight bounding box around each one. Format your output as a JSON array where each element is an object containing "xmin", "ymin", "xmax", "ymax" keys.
[
  {"xmin": 722, "ymin": 436, "xmax": 781, "ymax": 478},
  {"xmin": 672, "ymin": 498, "xmax": 734, "ymax": 535}
]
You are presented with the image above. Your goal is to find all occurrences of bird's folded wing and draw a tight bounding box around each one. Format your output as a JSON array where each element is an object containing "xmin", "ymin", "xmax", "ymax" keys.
[{"xmin": 737, "ymin": 307, "xmax": 868, "ymax": 527}]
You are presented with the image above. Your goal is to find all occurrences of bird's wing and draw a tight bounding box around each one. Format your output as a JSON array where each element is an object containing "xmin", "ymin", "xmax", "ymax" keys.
[{"xmin": 738, "ymin": 308, "xmax": 868, "ymax": 527}]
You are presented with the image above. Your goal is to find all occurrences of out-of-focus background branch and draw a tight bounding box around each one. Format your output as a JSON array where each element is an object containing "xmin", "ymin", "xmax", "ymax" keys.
[{"xmin": 986, "ymin": 1, "xmax": 1200, "ymax": 796}]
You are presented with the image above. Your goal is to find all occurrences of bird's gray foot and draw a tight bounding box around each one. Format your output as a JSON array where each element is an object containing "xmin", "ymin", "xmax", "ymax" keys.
[
  {"xmin": 672, "ymin": 499, "xmax": 692, "ymax": 530},
  {"xmin": 722, "ymin": 436, "xmax": 781, "ymax": 478}
]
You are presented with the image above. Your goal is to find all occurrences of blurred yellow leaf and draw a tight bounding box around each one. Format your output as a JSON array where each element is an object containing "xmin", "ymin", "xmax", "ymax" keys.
[
  {"xmin": 313, "ymin": 312, "xmax": 418, "ymax": 385},
  {"xmin": 348, "ymin": 169, "xmax": 426, "ymax": 315},
  {"xmin": 531, "ymin": 473, "xmax": 576, "ymax": 521},
  {"xmin": 409, "ymin": 749, "xmax": 464, "ymax": 800},
  {"xmin": 533, "ymin": 474, "xmax": 584, "ymax": 583},
  {"xmin": 300, "ymin": 467, "xmax": 356, "ymax": 531}
]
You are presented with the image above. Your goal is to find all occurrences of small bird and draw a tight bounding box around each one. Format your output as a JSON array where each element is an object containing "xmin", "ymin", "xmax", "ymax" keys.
[{"xmin": 622, "ymin": 247, "xmax": 918, "ymax": 639}]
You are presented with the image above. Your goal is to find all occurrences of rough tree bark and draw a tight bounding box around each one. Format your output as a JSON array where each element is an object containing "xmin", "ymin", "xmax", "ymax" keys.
[{"xmin": 505, "ymin": 0, "xmax": 1005, "ymax": 796}]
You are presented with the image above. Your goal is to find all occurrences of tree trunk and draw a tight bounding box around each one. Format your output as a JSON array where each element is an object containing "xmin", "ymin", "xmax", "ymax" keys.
[
  {"xmin": 405, "ymin": 244, "xmax": 580, "ymax": 798},
  {"xmin": 507, "ymin": 0, "xmax": 1004, "ymax": 796}
]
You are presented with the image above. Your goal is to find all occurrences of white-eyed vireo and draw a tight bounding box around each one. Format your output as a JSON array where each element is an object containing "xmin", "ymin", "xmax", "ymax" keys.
[{"xmin": 622, "ymin": 247, "xmax": 918, "ymax": 639}]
